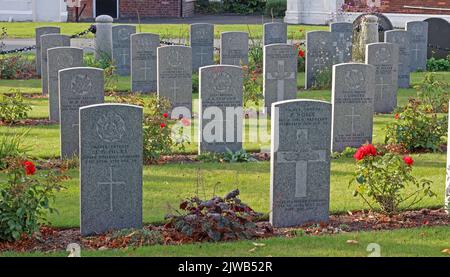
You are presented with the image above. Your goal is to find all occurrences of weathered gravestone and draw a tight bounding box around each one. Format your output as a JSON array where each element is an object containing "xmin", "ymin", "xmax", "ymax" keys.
[
  {"xmin": 220, "ymin": 32, "xmax": 249, "ymax": 66},
  {"xmin": 331, "ymin": 63, "xmax": 375, "ymax": 152},
  {"xmin": 47, "ymin": 47, "xmax": 83, "ymax": 122},
  {"xmin": 330, "ymin": 22, "xmax": 353, "ymax": 64},
  {"xmin": 406, "ymin": 21, "xmax": 428, "ymax": 72},
  {"xmin": 385, "ymin": 30, "xmax": 410, "ymax": 88},
  {"xmin": 131, "ymin": 33, "xmax": 159, "ymax": 93},
  {"xmin": 263, "ymin": 22, "xmax": 287, "ymax": 46},
  {"xmin": 41, "ymin": 34, "xmax": 70, "ymax": 95},
  {"xmin": 112, "ymin": 25, "xmax": 136, "ymax": 76},
  {"xmin": 95, "ymin": 15, "xmax": 114, "ymax": 59},
  {"xmin": 352, "ymin": 15, "xmax": 379, "ymax": 62},
  {"xmin": 263, "ymin": 44, "xmax": 297, "ymax": 114},
  {"xmin": 424, "ymin": 18, "xmax": 450, "ymax": 59},
  {"xmin": 190, "ymin": 23, "xmax": 214, "ymax": 72},
  {"xmin": 270, "ymin": 99, "xmax": 332, "ymax": 228},
  {"xmin": 305, "ymin": 31, "xmax": 332, "ymax": 89},
  {"xmin": 199, "ymin": 65, "xmax": 243, "ymax": 154},
  {"xmin": 36, "ymin": 26, "xmax": 60, "ymax": 76},
  {"xmin": 157, "ymin": 46, "xmax": 192, "ymax": 117},
  {"xmin": 59, "ymin": 67, "xmax": 104, "ymax": 158},
  {"xmin": 365, "ymin": 42, "xmax": 399, "ymax": 113},
  {"xmin": 80, "ymin": 103, "xmax": 143, "ymax": 236},
  {"xmin": 446, "ymin": 105, "xmax": 450, "ymax": 215}
]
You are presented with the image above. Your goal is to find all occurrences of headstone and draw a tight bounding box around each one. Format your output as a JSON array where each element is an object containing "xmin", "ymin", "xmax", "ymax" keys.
[
  {"xmin": 41, "ymin": 34, "xmax": 71, "ymax": 95},
  {"xmin": 112, "ymin": 25, "xmax": 136, "ymax": 76},
  {"xmin": 424, "ymin": 18, "xmax": 450, "ymax": 59},
  {"xmin": 353, "ymin": 13, "xmax": 393, "ymax": 43},
  {"xmin": 330, "ymin": 22, "xmax": 353, "ymax": 64},
  {"xmin": 157, "ymin": 46, "xmax": 192, "ymax": 116},
  {"xmin": 47, "ymin": 47, "xmax": 84, "ymax": 122},
  {"xmin": 446, "ymin": 105, "xmax": 450, "ymax": 215},
  {"xmin": 352, "ymin": 15, "xmax": 380, "ymax": 62},
  {"xmin": 263, "ymin": 22, "xmax": 288, "ymax": 46},
  {"xmin": 59, "ymin": 67, "xmax": 104, "ymax": 158},
  {"xmin": 385, "ymin": 30, "xmax": 410, "ymax": 88},
  {"xmin": 199, "ymin": 65, "xmax": 243, "ymax": 154},
  {"xmin": 331, "ymin": 63, "xmax": 376, "ymax": 152},
  {"xmin": 305, "ymin": 31, "xmax": 332, "ymax": 89},
  {"xmin": 95, "ymin": 15, "xmax": 114, "ymax": 60},
  {"xmin": 270, "ymin": 99, "xmax": 332, "ymax": 228},
  {"xmin": 263, "ymin": 44, "xmax": 297, "ymax": 114},
  {"xmin": 190, "ymin": 23, "xmax": 214, "ymax": 73},
  {"xmin": 131, "ymin": 33, "xmax": 159, "ymax": 93},
  {"xmin": 35, "ymin": 26, "xmax": 60, "ymax": 76},
  {"xmin": 365, "ymin": 43, "xmax": 399, "ymax": 113},
  {"xmin": 220, "ymin": 32, "xmax": 249, "ymax": 66},
  {"xmin": 80, "ymin": 103, "xmax": 143, "ymax": 236},
  {"xmin": 406, "ymin": 21, "xmax": 428, "ymax": 72}
]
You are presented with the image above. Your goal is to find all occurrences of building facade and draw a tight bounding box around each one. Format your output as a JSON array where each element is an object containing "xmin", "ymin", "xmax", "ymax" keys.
[{"xmin": 0, "ymin": 0, "xmax": 68, "ymax": 22}]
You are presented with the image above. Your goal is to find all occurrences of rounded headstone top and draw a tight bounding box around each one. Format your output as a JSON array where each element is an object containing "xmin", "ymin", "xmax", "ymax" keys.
[
  {"xmin": 364, "ymin": 15, "xmax": 378, "ymax": 23},
  {"xmin": 95, "ymin": 15, "xmax": 113, "ymax": 23}
]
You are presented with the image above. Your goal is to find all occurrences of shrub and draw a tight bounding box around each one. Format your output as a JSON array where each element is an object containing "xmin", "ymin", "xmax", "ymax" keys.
[
  {"xmin": 426, "ymin": 57, "xmax": 450, "ymax": 72},
  {"xmin": 0, "ymin": 158, "xmax": 67, "ymax": 241},
  {"xmin": 0, "ymin": 91, "xmax": 32, "ymax": 124},
  {"xmin": 414, "ymin": 73, "xmax": 449, "ymax": 113},
  {"xmin": 265, "ymin": 0, "xmax": 287, "ymax": 18},
  {"xmin": 293, "ymin": 42, "xmax": 306, "ymax": 72},
  {"xmin": 222, "ymin": 0, "xmax": 266, "ymax": 14},
  {"xmin": 0, "ymin": 131, "xmax": 30, "ymax": 169},
  {"xmin": 312, "ymin": 67, "xmax": 332, "ymax": 89},
  {"xmin": 350, "ymin": 144, "xmax": 435, "ymax": 214},
  {"xmin": 84, "ymin": 53, "xmax": 118, "ymax": 92},
  {"xmin": 385, "ymin": 99, "xmax": 447, "ymax": 152},
  {"xmin": 223, "ymin": 149, "xmax": 257, "ymax": 163},
  {"xmin": 0, "ymin": 28, "xmax": 35, "ymax": 79},
  {"xmin": 242, "ymin": 66, "xmax": 263, "ymax": 109}
]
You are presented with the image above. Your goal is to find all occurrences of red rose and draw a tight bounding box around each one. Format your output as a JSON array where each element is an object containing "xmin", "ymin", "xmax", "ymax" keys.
[
  {"xmin": 363, "ymin": 144, "xmax": 377, "ymax": 156},
  {"xmin": 160, "ymin": 123, "xmax": 166, "ymax": 128},
  {"xmin": 354, "ymin": 144, "xmax": 377, "ymax": 161},
  {"xmin": 403, "ymin": 156, "xmax": 414, "ymax": 166},
  {"xmin": 353, "ymin": 148, "xmax": 366, "ymax": 161},
  {"xmin": 298, "ymin": 49, "xmax": 305, "ymax": 58},
  {"xmin": 23, "ymin": 161, "xmax": 36, "ymax": 175},
  {"xmin": 163, "ymin": 113, "xmax": 169, "ymax": 118},
  {"xmin": 394, "ymin": 113, "xmax": 399, "ymax": 120}
]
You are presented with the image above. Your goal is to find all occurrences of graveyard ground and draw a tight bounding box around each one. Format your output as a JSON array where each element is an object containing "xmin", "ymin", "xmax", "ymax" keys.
[{"xmin": 0, "ymin": 71, "xmax": 449, "ymax": 257}]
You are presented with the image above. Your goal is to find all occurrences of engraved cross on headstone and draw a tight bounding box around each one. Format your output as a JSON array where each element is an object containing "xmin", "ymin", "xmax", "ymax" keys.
[
  {"xmin": 170, "ymin": 80, "xmax": 180, "ymax": 103},
  {"xmin": 120, "ymin": 52, "xmax": 129, "ymax": 66},
  {"xmin": 267, "ymin": 60, "xmax": 296, "ymax": 101},
  {"xmin": 196, "ymin": 46, "xmax": 209, "ymax": 65},
  {"xmin": 141, "ymin": 60, "xmax": 151, "ymax": 81},
  {"xmin": 411, "ymin": 45, "xmax": 420, "ymax": 60},
  {"xmin": 376, "ymin": 77, "xmax": 391, "ymax": 101},
  {"xmin": 345, "ymin": 106, "xmax": 361, "ymax": 134},
  {"xmin": 98, "ymin": 167, "xmax": 126, "ymax": 212}
]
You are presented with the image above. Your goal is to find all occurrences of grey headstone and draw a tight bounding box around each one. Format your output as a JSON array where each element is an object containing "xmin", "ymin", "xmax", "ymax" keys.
[
  {"xmin": 305, "ymin": 31, "xmax": 332, "ymax": 89},
  {"xmin": 190, "ymin": 23, "xmax": 214, "ymax": 73},
  {"xmin": 199, "ymin": 65, "xmax": 243, "ymax": 154},
  {"xmin": 270, "ymin": 99, "xmax": 332, "ymax": 228},
  {"xmin": 331, "ymin": 63, "xmax": 376, "ymax": 152},
  {"xmin": 385, "ymin": 30, "xmax": 410, "ymax": 88},
  {"xmin": 112, "ymin": 25, "xmax": 136, "ymax": 76},
  {"xmin": 35, "ymin": 26, "xmax": 60, "ymax": 76},
  {"xmin": 41, "ymin": 34, "xmax": 70, "ymax": 95},
  {"xmin": 131, "ymin": 33, "xmax": 159, "ymax": 93},
  {"xmin": 59, "ymin": 67, "xmax": 104, "ymax": 158},
  {"xmin": 330, "ymin": 22, "xmax": 353, "ymax": 64},
  {"xmin": 424, "ymin": 18, "xmax": 450, "ymax": 59},
  {"xmin": 95, "ymin": 15, "xmax": 114, "ymax": 60},
  {"xmin": 157, "ymin": 46, "xmax": 192, "ymax": 116},
  {"xmin": 406, "ymin": 21, "xmax": 428, "ymax": 72},
  {"xmin": 80, "ymin": 103, "xmax": 143, "ymax": 236},
  {"xmin": 220, "ymin": 32, "xmax": 249, "ymax": 66},
  {"xmin": 446, "ymin": 106, "xmax": 450, "ymax": 215},
  {"xmin": 352, "ymin": 15, "xmax": 380, "ymax": 62},
  {"xmin": 263, "ymin": 44, "xmax": 297, "ymax": 114},
  {"xmin": 47, "ymin": 47, "xmax": 84, "ymax": 122},
  {"xmin": 365, "ymin": 43, "xmax": 399, "ymax": 114},
  {"xmin": 263, "ymin": 22, "xmax": 287, "ymax": 46}
]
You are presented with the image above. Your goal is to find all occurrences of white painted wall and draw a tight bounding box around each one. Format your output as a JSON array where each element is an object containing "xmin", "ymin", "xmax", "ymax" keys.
[{"xmin": 0, "ymin": 0, "xmax": 68, "ymax": 22}]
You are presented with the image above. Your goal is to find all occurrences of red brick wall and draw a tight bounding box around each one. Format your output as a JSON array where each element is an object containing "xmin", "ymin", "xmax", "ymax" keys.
[
  {"xmin": 67, "ymin": 0, "xmax": 94, "ymax": 21},
  {"xmin": 345, "ymin": 0, "xmax": 450, "ymax": 15},
  {"xmin": 119, "ymin": 0, "xmax": 181, "ymax": 18}
]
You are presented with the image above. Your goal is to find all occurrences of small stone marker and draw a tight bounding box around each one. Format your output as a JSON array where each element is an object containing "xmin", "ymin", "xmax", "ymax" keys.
[
  {"xmin": 220, "ymin": 32, "xmax": 249, "ymax": 66},
  {"xmin": 263, "ymin": 22, "xmax": 287, "ymax": 46},
  {"xmin": 190, "ymin": 23, "xmax": 214, "ymax": 72},
  {"xmin": 199, "ymin": 65, "xmax": 243, "ymax": 154},
  {"xmin": 80, "ymin": 103, "xmax": 143, "ymax": 236},
  {"xmin": 446, "ymin": 106, "xmax": 450, "ymax": 215},
  {"xmin": 112, "ymin": 25, "xmax": 136, "ymax": 76},
  {"xmin": 385, "ymin": 30, "xmax": 410, "ymax": 88},
  {"xmin": 331, "ymin": 63, "xmax": 376, "ymax": 152},
  {"xmin": 36, "ymin": 26, "xmax": 60, "ymax": 76},
  {"xmin": 47, "ymin": 47, "xmax": 84, "ymax": 122},
  {"xmin": 406, "ymin": 21, "xmax": 428, "ymax": 72},
  {"xmin": 131, "ymin": 33, "xmax": 159, "ymax": 93},
  {"xmin": 59, "ymin": 67, "xmax": 104, "ymax": 158},
  {"xmin": 305, "ymin": 31, "xmax": 332, "ymax": 89},
  {"xmin": 157, "ymin": 46, "xmax": 192, "ymax": 116},
  {"xmin": 270, "ymin": 99, "xmax": 332, "ymax": 228},
  {"xmin": 95, "ymin": 15, "xmax": 114, "ymax": 59},
  {"xmin": 365, "ymin": 42, "xmax": 399, "ymax": 114},
  {"xmin": 330, "ymin": 22, "xmax": 353, "ymax": 64},
  {"xmin": 41, "ymin": 34, "xmax": 70, "ymax": 95},
  {"xmin": 263, "ymin": 44, "xmax": 297, "ymax": 114}
]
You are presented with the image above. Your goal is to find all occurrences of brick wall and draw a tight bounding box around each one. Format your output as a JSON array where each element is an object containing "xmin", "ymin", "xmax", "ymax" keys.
[
  {"xmin": 345, "ymin": 0, "xmax": 450, "ymax": 14},
  {"xmin": 67, "ymin": 0, "xmax": 93, "ymax": 21},
  {"xmin": 120, "ymin": 0, "xmax": 181, "ymax": 18}
]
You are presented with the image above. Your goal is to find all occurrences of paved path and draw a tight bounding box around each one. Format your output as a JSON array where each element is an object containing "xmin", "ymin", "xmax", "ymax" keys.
[{"xmin": 113, "ymin": 15, "xmax": 283, "ymax": 25}]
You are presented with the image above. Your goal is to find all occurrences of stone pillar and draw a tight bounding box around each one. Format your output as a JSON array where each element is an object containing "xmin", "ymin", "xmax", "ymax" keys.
[
  {"xmin": 95, "ymin": 15, "xmax": 113, "ymax": 60},
  {"xmin": 284, "ymin": 0, "xmax": 343, "ymax": 25}
]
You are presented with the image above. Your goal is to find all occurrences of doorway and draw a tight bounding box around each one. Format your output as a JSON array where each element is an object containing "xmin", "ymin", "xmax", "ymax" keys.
[{"xmin": 95, "ymin": 0, "xmax": 119, "ymax": 18}]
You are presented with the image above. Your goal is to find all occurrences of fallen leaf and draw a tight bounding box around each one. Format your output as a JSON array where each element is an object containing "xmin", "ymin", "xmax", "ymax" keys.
[
  {"xmin": 248, "ymin": 247, "xmax": 257, "ymax": 252},
  {"xmin": 441, "ymin": 249, "xmax": 450, "ymax": 254},
  {"xmin": 346, "ymin": 240, "xmax": 359, "ymax": 244},
  {"xmin": 252, "ymin": 242, "xmax": 266, "ymax": 247}
]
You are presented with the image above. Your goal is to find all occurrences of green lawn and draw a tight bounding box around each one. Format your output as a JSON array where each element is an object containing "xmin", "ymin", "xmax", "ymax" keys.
[{"xmin": 1, "ymin": 22, "xmax": 327, "ymax": 39}]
